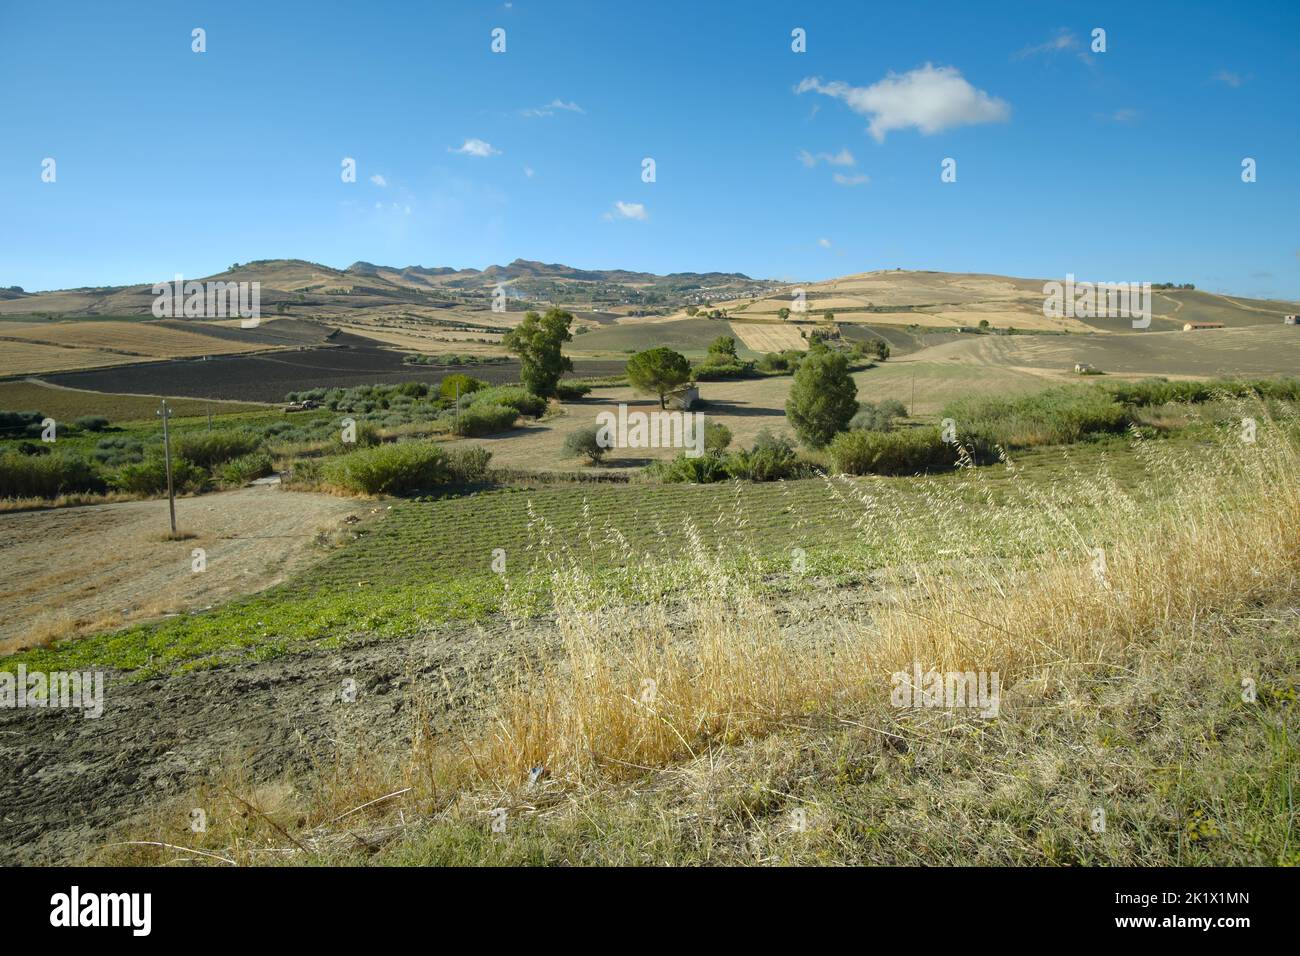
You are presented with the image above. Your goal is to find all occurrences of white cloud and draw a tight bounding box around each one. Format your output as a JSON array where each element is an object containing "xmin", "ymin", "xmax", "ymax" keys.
[
  {"xmin": 818, "ymin": 238, "xmax": 832, "ymax": 249},
  {"xmin": 370, "ymin": 174, "xmax": 388, "ymax": 187},
  {"xmin": 798, "ymin": 148, "xmax": 856, "ymax": 167},
  {"xmin": 521, "ymin": 99, "xmax": 585, "ymax": 118},
  {"xmin": 605, "ymin": 201, "xmax": 647, "ymax": 221},
  {"xmin": 1212, "ymin": 69, "xmax": 1246, "ymax": 88},
  {"xmin": 1014, "ymin": 29, "xmax": 1077, "ymax": 59},
  {"xmin": 523, "ymin": 166, "xmax": 535, "ymax": 178},
  {"xmin": 832, "ymin": 172, "xmax": 870, "ymax": 187},
  {"xmin": 796, "ymin": 64, "xmax": 1010, "ymax": 142},
  {"xmin": 449, "ymin": 138, "xmax": 500, "ymax": 157}
]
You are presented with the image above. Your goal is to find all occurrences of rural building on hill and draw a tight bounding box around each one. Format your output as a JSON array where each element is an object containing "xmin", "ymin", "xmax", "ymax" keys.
[
  {"xmin": 1183, "ymin": 321, "xmax": 1225, "ymax": 331},
  {"xmin": 1285, "ymin": 314, "xmax": 1298, "ymax": 325}
]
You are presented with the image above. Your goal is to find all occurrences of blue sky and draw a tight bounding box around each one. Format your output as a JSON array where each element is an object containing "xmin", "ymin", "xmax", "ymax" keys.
[{"xmin": 2, "ymin": 0, "xmax": 1298, "ymax": 299}]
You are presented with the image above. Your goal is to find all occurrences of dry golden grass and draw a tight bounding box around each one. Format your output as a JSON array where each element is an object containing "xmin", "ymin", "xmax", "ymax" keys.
[{"xmin": 728, "ymin": 320, "xmax": 807, "ymax": 352}]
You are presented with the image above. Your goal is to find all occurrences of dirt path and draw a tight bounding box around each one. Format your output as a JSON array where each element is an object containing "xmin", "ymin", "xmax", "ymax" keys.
[{"xmin": 0, "ymin": 488, "xmax": 363, "ymax": 653}]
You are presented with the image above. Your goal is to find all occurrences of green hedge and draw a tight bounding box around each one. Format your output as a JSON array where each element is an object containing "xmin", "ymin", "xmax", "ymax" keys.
[
  {"xmin": 0, "ymin": 452, "xmax": 107, "ymax": 499},
  {"xmin": 323, "ymin": 441, "xmax": 451, "ymax": 495}
]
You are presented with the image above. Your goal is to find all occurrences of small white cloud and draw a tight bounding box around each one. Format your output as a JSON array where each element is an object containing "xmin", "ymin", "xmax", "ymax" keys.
[
  {"xmin": 523, "ymin": 166, "xmax": 535, "ymax": 178},
  {"xmin": 832, "ymin": 172, "xmax": 870, "ymax": 186},
  {"xmin": 449, "ymin": 138, "xmax": 500, "ymax": 157},
  {"xmin": 1212, "ymin": 69, "xmax": 1246, "ymax": 88},
  {"xmin": 798, "ymin": 148, "xmax": 856, "ymax": 167},
  {"xmin": 1014, "ymin": 29, "xmax": 1077, "ymax": 59},
  {"xmin": 370, "ymin": 174, "xmax": 388, "ymax": 187},
  {"xmin": 796, "ymin": 64, "xmax": 1010, "ymax": 142},
  {"xmin": 818, "ymin": 238, "xmax": 832, "ymax": 248},
  {"xmin": 521, "ymin": 99, "xmax": 585, "ymax": 118},
  {"xmin": 605, "ymin": 201, "xmax": 647, "ymax": 221}
]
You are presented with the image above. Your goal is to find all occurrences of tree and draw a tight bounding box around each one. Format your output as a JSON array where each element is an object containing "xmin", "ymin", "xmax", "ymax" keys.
[
  {"xmin": 870, "ymin": 339, "xmax": 890, "ymax": 361},
  {"xmin": 777, "ymin": 307, "xmax": 791, "ymax": 320},
  {"xmin": 438, "ymin": 373, "xmax": 485, "ymax": 401},
  {"xmin": 502, "ymin": 308, "xmax": 574, "ymax": 397},
  {"xmin": 707, "ymin": 335, "xmax": 738, "ymax": 359},
  {"xmin": 685, "ymin": 305, "xmax": 699, "ymax": 317},
  {"xmin": 563, "ymin": 425, "xmax": 608, "ymax": 463},
  {"xmin": 626, "ymin": 347, "xmax": 692, "ymax": 408},
  {"xmin": 823, "ymin": 310, "xmax": 835, "ymax": 322},
  {"xmin": 785, "ymin": 348, "xmax": 858, "ymax": 447}
]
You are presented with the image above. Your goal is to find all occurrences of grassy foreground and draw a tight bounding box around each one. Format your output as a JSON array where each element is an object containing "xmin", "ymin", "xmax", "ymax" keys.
[{"xmin": 99, "ymin": 398, "xmax": 1300, "ymax": 865}]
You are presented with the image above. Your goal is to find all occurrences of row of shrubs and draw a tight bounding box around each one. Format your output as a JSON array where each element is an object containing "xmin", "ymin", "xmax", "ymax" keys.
[
  {"xmin": 321, "ymin": 442, "xmax": 492, "ymax": 494},
  {"xmin": 0, "ymin": 410, "xmax": 112, "ymax": 439},
  {"xmin": 647, "ymin": 430, "xmax": 816, "ymax": 483},
  {"xmin": 940, "ymin": 387, "xmax": 1133, "ymax": 448},
  {"xmin": 0, "ymin": 426, "xmax": 271, "ymax": 500}
]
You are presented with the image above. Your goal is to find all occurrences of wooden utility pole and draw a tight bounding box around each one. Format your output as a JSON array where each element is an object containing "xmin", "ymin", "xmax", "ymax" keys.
[{"xmin": 157, "ymin": 399, "xmax": 176, "ymax": 535}]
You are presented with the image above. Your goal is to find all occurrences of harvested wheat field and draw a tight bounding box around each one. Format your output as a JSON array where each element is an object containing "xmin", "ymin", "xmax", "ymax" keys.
[{"xmin": 0, "ymin": 487, "xmax": 363, "ymax": 653}]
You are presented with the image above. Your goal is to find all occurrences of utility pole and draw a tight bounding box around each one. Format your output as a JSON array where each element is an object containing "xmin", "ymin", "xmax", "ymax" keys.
[{"xmin": 157, "ymin": 399, "xmax": 176, "ymax": 536}]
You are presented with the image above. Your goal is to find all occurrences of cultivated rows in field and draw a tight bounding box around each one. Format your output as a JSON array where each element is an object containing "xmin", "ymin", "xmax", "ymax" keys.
[{"xmin": 285, "ymin": 479, "xmax": 869, "ymax": 595}]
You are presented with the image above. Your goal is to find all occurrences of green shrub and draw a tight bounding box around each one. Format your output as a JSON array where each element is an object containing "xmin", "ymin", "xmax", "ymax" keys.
[
  {"xmin": 726, "ymin": 430, "xmax": 808, "ymax": 481},
  {"xmin": 650, "ymin": 452, "xmax": 731, "ymax": 484},
  {"xmin": 453, "ymin": 403, "xmax": 518, "ymax": 437},
  {"xmin": 323, "ymin": 441, "xmax": 451, "ymax": 495},
  {"xmin": 468, "ymin": 386, "xmax": 547, "ymax": 418},
  {"xmin": 111, "ymin": 454, "xmax": 209, "ymax": 495},
  {"xmin": 555, "ymin": 382, "xmax": 593, "ymax": 401},
  {"xmin": 93, "ymin": 436, "xmax": 144, "ymax": 467},
  {"xmin": 704, "ymin": 420, "xmax": 732, "ymax": 454},
  {"xmin": 942, "ymin": 387, "xmax": 1131, "ymax": 448},
  {"xmin": 72, "ymin": 415, "xmax": 111, "ymax": 432},
  {"xmin": 446, "ymin": 446, "xmax": 493, "ymax": 483},
  {"xmin": 693, "ymin": 358, "xmax": 755, "ymax": 380},
  {"xmin": 0, "ymin": 452, "xmax": 107, "ymax": 499},
  {"xmin": 439, "ymin": 374, "xmax": 486, "ymax": 401},
  {"xmin": 175, "ymin": 429, "xmax": 262, "ymax": 469},
  {"xmin": 829, "ymin": 428, "xmax": 962, "ymax": 476},
  {"xmin": 220, "ymin": 452, "xmax": 273, "ymax": 485},
  {"xmin": 850, "ymin": 399, "xmax": 908, "ymax": 432},
  {"xmin": 332, "ymin": 421, "xmax": 382, "ymax": 452},
  {"xmin": 563, "ymin": 426, "xmax": 608, "ymax": 462}
]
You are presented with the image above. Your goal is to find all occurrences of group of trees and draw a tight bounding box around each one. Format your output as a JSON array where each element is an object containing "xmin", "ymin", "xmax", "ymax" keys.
[{"xmin": 501, "ymin": 309, "xmax": 882, "ymax": 465}]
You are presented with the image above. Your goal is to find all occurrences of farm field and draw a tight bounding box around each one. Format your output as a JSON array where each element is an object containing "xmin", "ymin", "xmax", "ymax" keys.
[
  {"xmin": 38, "ymin": 345, "xmax": 626, "ymax": 402},
  {"xmin": 919, "ymin": 325, "xmax": 1300, "ymax": 378},
  {"xmin": 0, "ymin": 487, "xmax": 363, "ymax": 653},
  {"xmin": 728, "ymin": 319, "xmax": 808, "ymax": 353},
  {"xmin": 0, "ymin": 320, "xmax": 280, "ymax": 375},
  {"xmin": 0, "ymin": 380, "xmax": 267, "ymax": 420}
]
